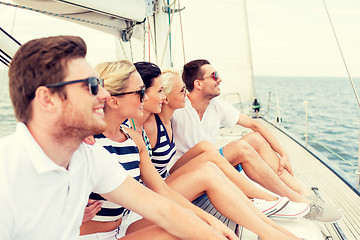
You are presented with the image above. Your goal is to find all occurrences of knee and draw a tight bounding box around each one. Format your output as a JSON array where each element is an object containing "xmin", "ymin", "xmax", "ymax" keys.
[
  {"xmin": 186, "ymin": 161, "xmax": 227, "ymax": 191},
  {"xmin": 243, "ymin": 132, "xmax": 267, "ymax": 150},
  {"xmin": 196, "ymin": 161, "xmax": 223, "ymax": 180},
  {"xmin": 199, "ymin": 149, "xmax": 226, "ymax": 167},
  {"xmin": 233, "ymin": 139, "xmax": 256, "ymax": 160},
  {"xmin": 195, "ymin": 141, "xmax": 218, "ymax": 153}
]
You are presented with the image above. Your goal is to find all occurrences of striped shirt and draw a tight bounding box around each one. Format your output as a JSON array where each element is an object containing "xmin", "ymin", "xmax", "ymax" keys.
[
  {"xmin": 122, "ymin": 119, "xmax": 152, "ymax": 158},
  {"xmin": 89, "ymin": 127, "xmax": 141, "ymax": 222},
  {"xmin": 151, "ymin": 114, "xmax": 176, "ymax": 179}
]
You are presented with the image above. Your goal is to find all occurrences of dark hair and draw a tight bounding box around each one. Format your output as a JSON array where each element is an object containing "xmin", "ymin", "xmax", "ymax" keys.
[
  {"xmin": 134, "ymin": 61, "xmax": 161, "ymax": 89},
  {"xmin": 9, "ymin": 35, "xmax": 87, "ymax": 123},
  {"xmin": 182, "ymin": 59, "xmax": 210, "ymax": 92}
]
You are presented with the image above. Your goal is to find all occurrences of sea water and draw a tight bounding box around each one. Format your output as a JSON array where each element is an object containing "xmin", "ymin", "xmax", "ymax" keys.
[
  {"xmin": 0, "ymin": 73, "xmax": 16, "ymax": 137},
  {"xmin": 0, "ymin": 73, "xmax": 359, "ymax": 188},
  {"xmin": 255, "ymin": 76, "xmax": 360, "ymax": 188}
]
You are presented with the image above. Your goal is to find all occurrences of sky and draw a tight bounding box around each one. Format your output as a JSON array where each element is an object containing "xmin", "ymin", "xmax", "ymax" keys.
[
  {"xmin": 246, "ymin": 0, "xmax": 360, "ymax": 77},
  {"xmin": 0, "ymin": 0, "xmax": 359, "ymax": 78}
]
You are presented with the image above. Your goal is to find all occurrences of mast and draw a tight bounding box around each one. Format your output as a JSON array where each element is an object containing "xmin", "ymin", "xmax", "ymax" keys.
[
  {"xmin": 242, "ymin": 0, "xmax": 256, "ymax": 101},
  {"xmin": 240, "ymin": 0, "xmax": 260, "ymax": 116}
]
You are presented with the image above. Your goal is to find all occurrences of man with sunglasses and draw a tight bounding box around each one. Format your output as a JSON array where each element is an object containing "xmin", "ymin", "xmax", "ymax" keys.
[
  {"xmin": 171, "ymin": 59, "xmax": 342, "ymax": 223},
  {"xmin": 0, "ymin": 37, "xmax": 234, "ymax": 240}
]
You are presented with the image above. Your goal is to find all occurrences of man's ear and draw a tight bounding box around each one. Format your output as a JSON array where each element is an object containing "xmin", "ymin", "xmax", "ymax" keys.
[
  {"xmin": 34, "ymin": 86, "xmax": 58, "ymax": 112},
  {"xmin": 193, "ymin": 79, "xmax": 202, "ymax": 90}
]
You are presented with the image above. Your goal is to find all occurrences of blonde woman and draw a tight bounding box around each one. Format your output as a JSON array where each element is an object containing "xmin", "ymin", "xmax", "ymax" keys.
[
  {"xmin": 80, "ymin": 60, "xmax": 236, "ymax": 240},
  {"xmin": 82, "ymin": 60, "xmax": 302, "ymax": 240}
]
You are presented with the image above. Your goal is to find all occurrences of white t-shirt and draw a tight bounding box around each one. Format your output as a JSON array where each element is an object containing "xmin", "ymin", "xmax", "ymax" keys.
[
  {"xmin": 0, "ymin": 123, "xmax": 128, "ymax": 240},
  {"xmin": 171, "ymin": 97, "xmax": 239, "ymax": 166}
]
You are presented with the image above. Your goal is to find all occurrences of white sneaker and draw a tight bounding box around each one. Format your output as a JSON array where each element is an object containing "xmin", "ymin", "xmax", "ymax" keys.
[
  {"xmin": 305, "ymin": 201, "xmax": 343, "ymax": 223},
  {"xmin": 251, "ymin": 197, "xmax": 289, "ymax": 216},
  {"xmin": 270, "ymin": 201, "xmax": 310, "ymax": 219}
]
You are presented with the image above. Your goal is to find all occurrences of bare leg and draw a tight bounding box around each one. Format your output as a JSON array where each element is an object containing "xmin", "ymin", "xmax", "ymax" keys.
[
  {"xmin": 167, "ymin": 157, "xmax": 301, "ymax": 240},
  {"xmin": 241, "ymin": 132, "xmax": 312, "ymax": 196},
  {"xmin": 222, "ymin": 139, "xmax": 311, "ymax": 204},
  {"xmin": 171, "ymin": 141, "xmax": 307, "ymax": 203},
  {"xmin": 170, "ymin": 141, "xmax": 278, "ymax": 201},
  {"xmin": 124, "ymin": 224, "xmax": 178, "ymax": 240},
  {"xmin": 170, "ymin": 141, "xmax": 210, "ymax": 169}
]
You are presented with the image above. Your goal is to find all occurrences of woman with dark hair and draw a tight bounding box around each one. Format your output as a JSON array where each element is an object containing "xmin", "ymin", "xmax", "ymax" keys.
[
  {"xmin": 83, "ymin": 60, "xmax": 303, "ymax": 240},
  {"xmin": 122, "ymin": 62, "xmax": 304, "ymax": 240},
  {"xmin": 80, "ymin": 60, "xmax": 236, "ymax": 240}
]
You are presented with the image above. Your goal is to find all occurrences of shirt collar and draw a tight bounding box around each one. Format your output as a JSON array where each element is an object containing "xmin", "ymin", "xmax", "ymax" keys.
[
  {"xmin": 15, "ymin": 122, "xmax": 64, "ymax": 174},
  {"xmin": 185, "ymin": 96, "xmax": 192, "ymax": 106}
]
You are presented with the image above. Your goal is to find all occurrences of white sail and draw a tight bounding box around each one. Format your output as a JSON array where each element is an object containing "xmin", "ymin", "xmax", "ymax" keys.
[
  {"xmin": 2, "ymin": 0, "xmax": 255, "ymax": 104},
  {"xmin": 171, "ymin": 0, "xmax": 255, "ymax": 103}
]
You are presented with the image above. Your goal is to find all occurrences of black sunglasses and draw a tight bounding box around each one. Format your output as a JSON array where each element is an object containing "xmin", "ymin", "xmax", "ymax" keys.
[
  {"xmin": 45, "ymin": 77, "xmax": 104, "ymax": 96},
  {"xmin": 112, "ymin": 87, "xmax": 146, "ymax": 103}
]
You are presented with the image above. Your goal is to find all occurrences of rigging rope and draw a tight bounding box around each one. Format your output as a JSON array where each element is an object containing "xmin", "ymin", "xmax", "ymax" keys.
[
  {"xmin": 129, "ymin": 39, "xmax": 134, "ymax": 62},
  {"xmin": 143, "ymin": 21, "xmax": 146, "ymax": 61},
  {"xmin": 163, "ymin": 0, "xmax": 176, "ymax": 8},
  {"xmin": 148, "ymin": 20, "xmax": 151, "ymax": 61},
  {"xmin": 160, "ymin": 0, "xmax": 177, "ymax": 67},
  {"xmin": 166, "ymin": 0, "xmax": 174, "ymax": 67},
  {"xmin": 322, "ymin": 0, "xmax": 360, "ymax": 109},
  {"xmin": 118, "ymin": 38, "xmax": 129, "ymax": 60},
  {"xmin": 178, "ymin": 0, "xmax": 186, "ymax": 64},
  {"xmin": 150, "ymin": 17, "xmax": 159, "ymax": 63},
  {"xmin": 9, "ymin": 4, "xmax": 17, "ymax": 35},
  {"xmin": 309, "ymin": 135, "xmax": 357, "ymax": 170},
  {"xmin": 322, "ymin": 0, "xmax": 360, "ymax": 189}
]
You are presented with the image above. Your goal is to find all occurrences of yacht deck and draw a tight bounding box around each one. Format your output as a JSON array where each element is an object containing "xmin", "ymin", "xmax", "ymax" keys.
[{"xmin": 196, "ymin": 118, "xmax": 360, "ymax": 240}]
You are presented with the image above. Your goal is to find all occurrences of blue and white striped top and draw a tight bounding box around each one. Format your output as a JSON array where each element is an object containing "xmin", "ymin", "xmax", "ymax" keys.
[
  {"xmin": 151, "ymin": 114, "xmax": 176, "ymax": 179},
  {"xmin": 89, "ymin": 127, "xmax": 141, "ymax": 222},
  {"xmin": 122, "ymin": 119, "xmax": 152, "ymax": 158}
]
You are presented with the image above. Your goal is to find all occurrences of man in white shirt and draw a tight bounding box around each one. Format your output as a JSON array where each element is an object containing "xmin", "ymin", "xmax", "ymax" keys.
[
  {"xmin": 172, "ymin": 59, "xmax": 342, "ymax": 223},
  {"xmin": 0, "ymin": 38, "xmax": 233, "ymax": 240}
]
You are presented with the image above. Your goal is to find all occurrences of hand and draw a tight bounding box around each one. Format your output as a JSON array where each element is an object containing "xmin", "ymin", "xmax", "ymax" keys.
[
  {"xmin": 278, "ymin": 154, "xmax": 294, "ymax": 176},
  {"xmin": 82, "ymin": 199, "xmax": 102, "ymax": 223},
  {"xmin": 207, "ymin": 215, "xmax": 238, "ymax": 240},
  {"xmin": 83, "ymin": 135, "xmax": 96, "ymax": 145}
]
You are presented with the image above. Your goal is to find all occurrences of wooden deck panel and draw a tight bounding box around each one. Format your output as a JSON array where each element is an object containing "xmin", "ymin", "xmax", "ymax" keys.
[
  {"xmin": 259, "ymin": 119, "xmax": 360, "ymax": 240},
  {"xmin": 194, "ymin": 118, "xmax": 359, "ymax": 239},
  {"xmin": 192, "ymin": 196, "xmax": 240, "ymax": 237}
]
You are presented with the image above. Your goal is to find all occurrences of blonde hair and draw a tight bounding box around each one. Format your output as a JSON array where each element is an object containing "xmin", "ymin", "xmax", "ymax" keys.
[
  {"xmin": 96, "ymin": 60, "xmax": 136, "ymax": 96},
  {"xmin": 162, "ymin": 68, "xmax": 181, "ymax": 95}
]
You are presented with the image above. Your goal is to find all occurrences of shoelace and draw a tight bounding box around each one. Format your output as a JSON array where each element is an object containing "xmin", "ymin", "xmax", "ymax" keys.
[{"xmin": 311, "ymin": 202, "xmax": 324, "ymax": 216}]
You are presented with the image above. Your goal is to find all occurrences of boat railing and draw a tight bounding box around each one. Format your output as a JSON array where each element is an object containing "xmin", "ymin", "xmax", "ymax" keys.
[
  {"xmin": 267, "ymin": 94, "xmax": 360, "ymax": 191},
  {"xmin": 265, "ymin": 91, "xmax": 282, "ymax": 125},
  {"xmin": 303, "ymin": 100, "xmax": 309, "ymax": 146},
  {"xmin": 357, "ymin": 130, "xmax": 360, "ymax": 191},
  {"xmin": 322, "ymin": 0, "xmax": 360, "ymax": 191},
  {"xmin": 303, "ymin": 100, "xmax": 360, "ymax": 191},
  {"xmin": 220, "ymin": 91, "xmax": 245, "ymax": 114}
]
